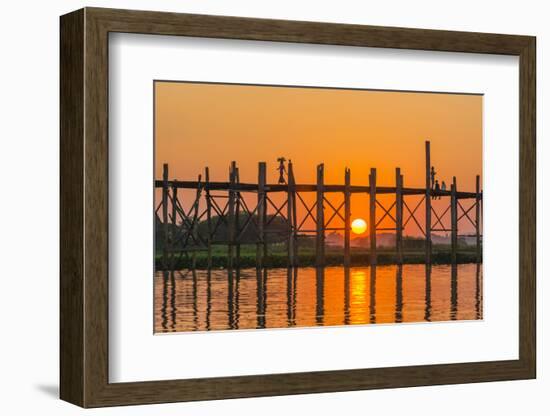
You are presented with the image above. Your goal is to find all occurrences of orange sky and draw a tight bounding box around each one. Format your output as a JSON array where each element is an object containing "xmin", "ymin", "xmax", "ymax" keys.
[{"xmin": 155, "ymin": 81, "xmax": 482, "ymax": 236}]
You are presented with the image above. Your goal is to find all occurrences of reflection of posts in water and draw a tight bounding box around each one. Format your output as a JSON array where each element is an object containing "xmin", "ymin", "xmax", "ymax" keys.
[
  {"xmin": 315, "ymin": 267, "xmax": 325, "ymax": 325},
  {"xmin": 235, "ymin": 268, "xmax": 241, "ymax": 328},
  {"xmin": 160, "ymin": 270, "xmax": 177, "ymax": 331},
  {"xmin": 161, "ymin": 270, "xmax": 169, "ymax": 330},
  {"xmin": 424, "ymin": 264, "xmax": 432, "ymax": 322},
  {"xmin": 170, "ymin": 271, "xmax": 177, "ymax": 331},
  {"xmin": 369, "ymin": 266, "xmax": 376, "ymax": 324},
  {"xmin": 286, "ymin": 267, "xmax": 297, "ymax": 326},
  {"xmin": 343, "ymin": 267, "xmax": 351, "ymax": 325},
  {"xmin": 475, "ymin": 263, "xmax": 482, "ymax": 319},
  {"xmin": 450, "ymin": 263, "xmax": 458, "ymax": 320},
  {"xmin": 256, "ymin": 268, "xmax": 267, "ymax": 329},
  {"xmin": 227, "ymin": 269, "xmax": 234, "ymax": 329},
  {"xmin": 205, "ymin": 269, "xmax": 212, "ymax": 331},
  {"xmin": 395, "ymin": 265, "xmax": 403, "ymax": 323},
  {"xmin": 227, "ymin": 268, "xmax": 240, "ymax": 330},
  {"xmin": 192, "ymin": 269, "xmax": 198, "ymax": 330}
]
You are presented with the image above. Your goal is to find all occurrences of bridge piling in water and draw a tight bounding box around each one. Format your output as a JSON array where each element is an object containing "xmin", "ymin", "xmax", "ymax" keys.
[
  {"xmin": 227, "ymin": 161, "xmax": 237, "ymax": 270},
  {"xmin": 235, "ymin": 166, "xmax": 241, "ymax": 267},
  {"xmin": 476, "ymin": 175, "xmax": 481, "ymax": 263},
  {"xmin": 451, "ymin": 176, "xmax": 458, "ymax": 264},
  {"xmin": 287, "ymin": 160, "xmax": 297, "ymax": 267},
  {"xmin": 162, "ymin": 163, "xmax": 169, "ymax": 271},
  {"xmin": 256, "ymin": 162, "xmax": 267, "ymax": 268},
  {"xmin": 369, "ymin": 168, "xmax": 377, "ymax": 266},
  {"xmin": 316, "ymin": 164, "xmax": 325, "ymax": 267},
  {"xmin": 395, "ymin": 167, "xmax": 404, "ymax": 265},
  {"xmin": 344, "ymin": 168, "xmax": 351, "ymax": 267},
  {"xmin": 205, "ymin": 167, "xmax": 213, "ymax": 268},
  {"xmin": 425, "ymin": 140, "xmax": 432, "ymax": 265},
  {"xmin": 170, "ymin": 179, "xmax": 178, "ymax": 270}
]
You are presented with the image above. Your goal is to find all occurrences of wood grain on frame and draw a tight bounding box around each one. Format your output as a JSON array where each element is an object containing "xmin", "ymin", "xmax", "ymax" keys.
[{"xmin": 60, "ymin": 7, "xmax": 536, "ymax": 407}]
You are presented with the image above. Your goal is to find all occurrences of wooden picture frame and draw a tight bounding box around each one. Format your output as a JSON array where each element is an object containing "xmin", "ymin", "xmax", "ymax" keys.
[{"xmin": 60, "ymin": 7, "xmax": 536, "ymax": 408}]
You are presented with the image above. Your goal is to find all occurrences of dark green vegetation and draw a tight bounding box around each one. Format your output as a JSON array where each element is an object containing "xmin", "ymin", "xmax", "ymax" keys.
[
  {"xmin": 155, "ymin": 213, "xmax": 291, "ymax": 248},
  {"xmin": 156, "ymin": 242, "xmax": 481, "ymax": 270},
  {"xmin": 156, "ymin": 213, "xmax": 480, "ymax": 270}
]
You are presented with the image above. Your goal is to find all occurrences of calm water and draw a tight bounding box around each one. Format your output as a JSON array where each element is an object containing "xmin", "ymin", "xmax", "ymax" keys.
[{"xmin": 154, "ymin": 264, "xmax": 482, "ymax": 333}]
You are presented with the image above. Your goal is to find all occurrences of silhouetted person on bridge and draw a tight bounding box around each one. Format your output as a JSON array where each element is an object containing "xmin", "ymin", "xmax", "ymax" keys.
[
  {"xmin": 277, "ymin": 157, "xmax": 287, "ymax": 184},
  {"xmin": 430, "ymin": 166, "xmax": 436, "ymax": 190},
  {"xmin": 441, "ymin": 180, "xmax": 447, "ymax": 192},
  {"xmin": 434, "ymin": 180, "xmax": 441, "ymax": 199}
]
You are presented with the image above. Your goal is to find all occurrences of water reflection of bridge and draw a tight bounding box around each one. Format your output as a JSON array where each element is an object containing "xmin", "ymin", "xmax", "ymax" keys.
[
  {"xmin": 157, "ymin": 264, "xmax": 482, "ymax": 332},
  {"xmin": 156, "ymin": 141, "xmax": 482, "ymax": 270}
]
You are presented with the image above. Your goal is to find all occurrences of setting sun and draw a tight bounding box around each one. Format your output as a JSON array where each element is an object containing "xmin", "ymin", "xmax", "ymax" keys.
[{"xmin": 351, "ymin": 218, "xmax": 367, "ymax": 235}]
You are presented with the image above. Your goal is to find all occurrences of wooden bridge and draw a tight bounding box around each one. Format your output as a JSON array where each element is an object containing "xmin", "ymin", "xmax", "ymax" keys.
[{"xmin": 155, "ymin": 141, "xmax": 482, "ymax": 270}]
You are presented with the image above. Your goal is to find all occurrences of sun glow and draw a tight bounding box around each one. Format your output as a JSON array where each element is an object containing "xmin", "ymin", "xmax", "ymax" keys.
[{"xmin": 351, "ymin": 218, "xmax": 367, "ymax": 235}]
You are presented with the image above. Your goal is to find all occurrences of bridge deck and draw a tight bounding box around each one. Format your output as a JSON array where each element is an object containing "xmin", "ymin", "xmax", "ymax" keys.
[{"xmin": 154, "ymin": 180, "xmax": 479, "ymax": 199}]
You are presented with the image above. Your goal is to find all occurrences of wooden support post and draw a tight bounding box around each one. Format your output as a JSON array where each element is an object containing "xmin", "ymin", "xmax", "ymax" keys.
[
  {"xmin": 170, "ymin": 182, "xmax": 178, "ymax": 270},
  {"xmin": 395, "ymin": 168, "xmax": 404, "ymax": 265},
  {"xmin": 256, "ymin": 162, "xmax": 267, "ymax": 268},
  {"xmin": 475, "ymin": 175, "xmax": 481, "ymax": 264},
  {"xmin": 369, "ymin": 168, "xmax": 377, "ymax": 266},
  {"xmin": 227, "ymin": 161, "xmax": 237, "ymax": 269},
  {"xmin": 162, "ymin": 163, "xmax": 169, "ymax": 270},
  {"xmin": 287, "ymin": 160, "xmax": 297, "ymax": 267},
  {"xmin": 451, "ymin": 176, "xmax": 458, "ymax": 264},
  {"xmin": 316, "ymin": 164, "xmax": 325, "ymax": 267},
  {"xmin": 191, "ymin": 175, "xmax": 201, "ymax": 270},
  {"xmin": 425, "ymin": 140, "xmax": 432, "ymax": 264},
  {"xmin": 344, "ymin": 168, "xmax": 351, "ymax": 267},
  {"xmin": 235, "ymin": 167, "xmax": 241, "ymax": 267},
  {"xmin": 205, "ymin": 167, "xmax": 212, "ymax": 269},
  {"xmin": 291, "ymin": 165, "xmax": 298, "ymax": 266}
]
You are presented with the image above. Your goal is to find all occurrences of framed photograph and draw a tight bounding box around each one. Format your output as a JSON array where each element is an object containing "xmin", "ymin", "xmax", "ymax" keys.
[{"xmin": 60, "ymin": 7, "xmax": 536, "ymax": 407}]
